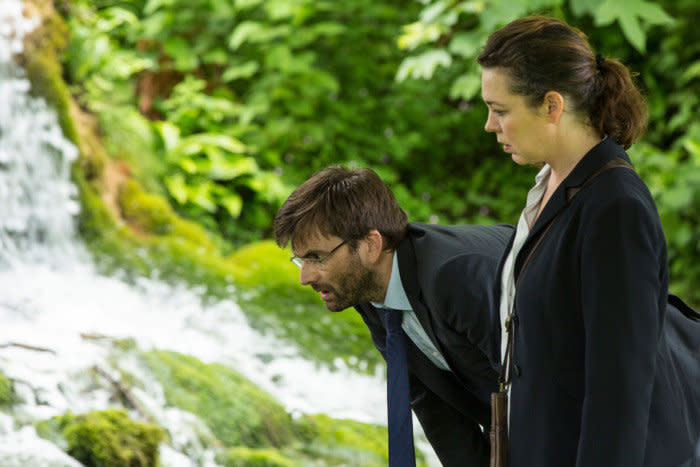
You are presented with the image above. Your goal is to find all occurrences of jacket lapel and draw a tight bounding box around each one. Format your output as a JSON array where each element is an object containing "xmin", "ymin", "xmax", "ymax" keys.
[
  {"xmin": 514, "ymin": 137, "xmax": 630, "ymax": 279},
  {"xmin": 396, "ymin": 232, "xmax": 445, "ymax": 357}
]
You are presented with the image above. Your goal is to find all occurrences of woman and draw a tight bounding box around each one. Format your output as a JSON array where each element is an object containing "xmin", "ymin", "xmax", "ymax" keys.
[{"xmin": 478, "ymin": 16, "xmax": 698, "ymax": 466}]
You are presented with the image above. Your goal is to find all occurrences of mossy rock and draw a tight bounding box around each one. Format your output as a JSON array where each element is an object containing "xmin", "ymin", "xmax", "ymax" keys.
[
  {"xmin": 292, "ymin": 414, "xmax": 389, "ymax": 466},
  {"xmin": 0, "ymin": 370, "xmax": 18, "ymax": 407},
  {"xmin": 36, "ymin": 409, "xmax": 166, "ymax": 467},
  {"xmin": 215, "ymin": 446, "xmax": 296, "ymax": 467},
  {"xmin": 142, "ymin": 350, "xmax": 293, "ymax": 448}
]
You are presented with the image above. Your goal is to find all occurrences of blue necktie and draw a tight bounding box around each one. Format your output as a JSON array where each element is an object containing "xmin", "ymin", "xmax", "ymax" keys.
[{"xmin": 385, "ymin": 309, "xmax": 416, "ymax": 467}]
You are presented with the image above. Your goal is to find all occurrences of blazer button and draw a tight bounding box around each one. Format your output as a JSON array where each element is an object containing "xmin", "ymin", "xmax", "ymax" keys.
[{"xmin": 513, "ymin": 363, "xmax": 521, "ymax": 377}]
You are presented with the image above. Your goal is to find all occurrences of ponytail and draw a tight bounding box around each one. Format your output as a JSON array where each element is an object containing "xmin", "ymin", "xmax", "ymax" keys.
[{"xmin": 592, "ymin": 57, "xmax": 647, "ymax": 149}]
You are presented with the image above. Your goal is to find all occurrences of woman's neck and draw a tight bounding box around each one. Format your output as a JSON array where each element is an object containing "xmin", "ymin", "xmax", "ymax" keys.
[{"xmin": 545, "ymin": 127, "xmax": 603, "ymax": 188}]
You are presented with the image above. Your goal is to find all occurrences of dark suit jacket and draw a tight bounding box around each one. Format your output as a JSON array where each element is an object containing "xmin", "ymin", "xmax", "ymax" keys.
[
  {"xmin": 492, "ymin": 137, "xmax": 700, "ymax": 466},
  {"xmin": 355, "ymin": 222, "xmax": 513, "ymax": 466}
]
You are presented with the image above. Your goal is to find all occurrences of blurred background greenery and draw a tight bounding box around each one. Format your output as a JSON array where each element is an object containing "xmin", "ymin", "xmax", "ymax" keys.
[
  {"xmin": 56, "ymin": 0, "xmax": 698, "ymax": 300},
  {"xmin": 6, "ymin": 1, "xmax": 697, "ymax": 464}
]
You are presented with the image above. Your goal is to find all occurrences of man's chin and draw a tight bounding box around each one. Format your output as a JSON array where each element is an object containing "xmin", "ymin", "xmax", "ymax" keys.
[{"xmin": 324, "ymin": 299, "xmax": 353, "ymax": 312}]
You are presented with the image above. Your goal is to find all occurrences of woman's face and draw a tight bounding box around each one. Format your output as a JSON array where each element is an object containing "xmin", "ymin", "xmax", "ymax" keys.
[{"xmin": 481, "ymin": 67, "xmax": 551, "ymax": 165}]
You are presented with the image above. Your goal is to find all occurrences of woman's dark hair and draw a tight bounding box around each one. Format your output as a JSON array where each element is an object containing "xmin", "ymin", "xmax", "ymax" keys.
[
  {"xmin": 477, "ymin": 16, "xmax": 647, "ymax": 149},
  {"xmin": 274, "ymin": 166, "xmax": 408, "ymax": 251}
]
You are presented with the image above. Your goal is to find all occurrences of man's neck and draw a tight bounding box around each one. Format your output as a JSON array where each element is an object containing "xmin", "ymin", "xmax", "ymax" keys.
[{"xmin": 374, "ymin": 249, "xmax": 395, "ymax": 303}]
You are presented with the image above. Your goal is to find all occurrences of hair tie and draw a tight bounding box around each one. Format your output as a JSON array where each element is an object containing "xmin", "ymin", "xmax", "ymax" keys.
[{"xmin": 595, "ymin": 53, "xmax": 604, "ymax": 70}]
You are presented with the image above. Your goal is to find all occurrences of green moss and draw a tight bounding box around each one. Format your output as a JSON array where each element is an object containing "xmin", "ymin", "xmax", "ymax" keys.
[
  {"xmin": 22, "ymin": 2, "xmax": 79, "ymax": 146},
  {"xmin": 215, "ymin": 446, "xmax": 295, "ymax": 467},
  {"xmin": 142, "ymin": 350, "xmax": 293, "ymax": 448},
  {"xmin": 0, "ymin": 370, "xmax": 18, "ymax": 407},
  {"xmin": 119, "ymin": 180, "xmax": 220, "ymax": 252},
  {"xmin": 292, "ymin": 414, "xmax": 388, "ymax": 466},
  {"xmin": 36, "ymin": 410, "xmax": 166, "ymax": 467}
]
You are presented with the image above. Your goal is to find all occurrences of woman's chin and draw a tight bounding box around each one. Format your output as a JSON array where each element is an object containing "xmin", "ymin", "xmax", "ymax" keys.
[{"xmin": 511, "ymin": 154, "xmax": 529, "ymax": 165}]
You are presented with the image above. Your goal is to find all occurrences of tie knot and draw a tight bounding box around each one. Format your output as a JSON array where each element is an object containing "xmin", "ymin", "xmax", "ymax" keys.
[{"xmin": 385, "ymin": 309, "xmax": 403, "ymax": 332}]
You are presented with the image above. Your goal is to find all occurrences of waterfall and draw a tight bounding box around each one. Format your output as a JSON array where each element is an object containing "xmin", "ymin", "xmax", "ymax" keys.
[
  {"xmin": 0, "ymin": 2, "xmax": 397, "ymax": 466},
  {"xmin": 0, "ymin": 2, "xmax": 81, "ymax": 268}
]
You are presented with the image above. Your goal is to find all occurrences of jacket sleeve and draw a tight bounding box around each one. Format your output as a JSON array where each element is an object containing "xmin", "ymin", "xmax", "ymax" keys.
[
  {"xmin": 409, "ymin": 373, "xmax": 490, "ymax": 467},
  {"xmin": 576, "ymin": 195, "xmax": 666, "ymax": 466}
]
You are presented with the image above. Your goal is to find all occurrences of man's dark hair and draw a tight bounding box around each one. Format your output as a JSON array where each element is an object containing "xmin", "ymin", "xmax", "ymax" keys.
[{"xmin": 274, "ymin": 166, "xmax": 408, "ymax": 251}]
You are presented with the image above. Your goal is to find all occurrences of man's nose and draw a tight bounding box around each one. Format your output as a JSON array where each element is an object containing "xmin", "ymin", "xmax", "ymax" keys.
[{"xmin": 299, "ymin": 262, "xmax": 319, "ymax": 286}]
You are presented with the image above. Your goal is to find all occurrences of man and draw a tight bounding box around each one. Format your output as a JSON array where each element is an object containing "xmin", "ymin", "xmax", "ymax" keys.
[{"xmin": 274, "ymin": 166, "xmax": 513, "ymax": 466}]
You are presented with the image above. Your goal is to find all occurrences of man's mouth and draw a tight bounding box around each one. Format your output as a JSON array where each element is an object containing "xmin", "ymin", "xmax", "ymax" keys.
[{"xmin": 312, "ymin": 285, "xmax": 334, "ymax": 301}]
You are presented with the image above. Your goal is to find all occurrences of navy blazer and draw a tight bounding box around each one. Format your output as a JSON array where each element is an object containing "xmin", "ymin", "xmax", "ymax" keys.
[
  {"xmin": 493, "ymin": 137, "xmax": 700, "ymax": 466},
  {"xmin": 355, "ymin": 222, "xmax": 513, "ymax": 467}
]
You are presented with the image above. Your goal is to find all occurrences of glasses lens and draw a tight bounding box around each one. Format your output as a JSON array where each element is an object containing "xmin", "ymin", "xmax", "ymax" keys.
[{"xmin": 291, "ymin": 257, "xmax": 303, "ymax": 268}]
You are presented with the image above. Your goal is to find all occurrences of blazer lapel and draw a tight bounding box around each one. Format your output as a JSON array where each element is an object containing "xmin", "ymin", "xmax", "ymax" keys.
[
  {"xmin": 396, "ymin": 235, "xmax": 445, "ymax": 357},
  {"xmin": 514, "ymin": 137, "xmax": 630, "ymax": 279}
]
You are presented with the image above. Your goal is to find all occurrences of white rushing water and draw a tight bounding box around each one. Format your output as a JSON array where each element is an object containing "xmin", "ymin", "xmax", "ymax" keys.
[{"xmin": 0, "ymin": 2, "xmax": 398, "ymax": 465}]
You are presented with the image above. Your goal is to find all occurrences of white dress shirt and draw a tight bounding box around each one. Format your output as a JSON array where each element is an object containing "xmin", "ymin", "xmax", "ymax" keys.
[
  {"xmin": 498, "ymin": 164, "xmax": 551, "ymax": 413},
  {"xmin": 372, "ymin": 252, "xmax": 451, "ymax": 371}
]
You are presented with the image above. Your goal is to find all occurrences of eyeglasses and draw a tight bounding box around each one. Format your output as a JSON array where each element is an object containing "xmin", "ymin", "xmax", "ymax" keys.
[{"xmin": 290, "ymin": 240, "xmax": 347, "ymax": 269}]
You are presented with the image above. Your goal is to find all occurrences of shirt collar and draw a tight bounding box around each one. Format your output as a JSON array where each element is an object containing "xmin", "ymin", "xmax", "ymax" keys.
[
  {"xmin": 370, "ymin": 252, "xmax": 412, "ymax": 311},
  {"xmin": 534, "ymin": 164, "xmax": 551, "ymax": 186}
]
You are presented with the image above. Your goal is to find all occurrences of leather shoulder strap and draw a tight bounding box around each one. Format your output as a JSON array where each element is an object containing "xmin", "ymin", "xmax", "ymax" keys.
[{"xmin": 566, "ymin": 158, "xmax": 634, "ymax": 202}]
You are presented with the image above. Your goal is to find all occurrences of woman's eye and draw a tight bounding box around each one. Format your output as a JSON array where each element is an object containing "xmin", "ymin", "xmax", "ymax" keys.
[{"xmin": 494, "ymin": 110, "xmax": 506, "ymax": 116}]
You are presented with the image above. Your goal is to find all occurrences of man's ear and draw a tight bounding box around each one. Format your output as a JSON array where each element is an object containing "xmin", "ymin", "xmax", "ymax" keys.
[
  {"xmin": 543, "ymin": 91, "xmax": 565, "ymax": 123},
  {"xmin": 363, "ymin": 229, "xmax": 385, "ymax": 264}
]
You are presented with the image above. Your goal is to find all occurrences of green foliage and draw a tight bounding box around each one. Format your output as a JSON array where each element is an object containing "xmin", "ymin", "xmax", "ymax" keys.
[
  {"xmin": 215, "ymin": 447, "xmax": 295, "ymax": 467},
  {"xmin": 142, "ymin": 349, "xmax": 294, "ymax": 448},
  {"xmin": 36, "ymin": 409, "xmax": 166, "ymax": 467},
  {"xmin": 397, "ymin": 0, "xmax": 674, "ymax": 99},
  {"xmin": 0, "ymin": 370, "xmax": 18, "ymax": 407},
  {"xmin": 292, "ymin": 414, "xmax": 389, "ymax": 466},
  {"xmin": 59, "ymin": 0, "xmax": 699, "ymax": 305}
]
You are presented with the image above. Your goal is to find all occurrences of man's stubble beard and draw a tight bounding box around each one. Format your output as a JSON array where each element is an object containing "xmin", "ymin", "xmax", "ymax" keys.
[{"xmin": 326, "ymin": 254, "xmax": 384, "ymax": 312}]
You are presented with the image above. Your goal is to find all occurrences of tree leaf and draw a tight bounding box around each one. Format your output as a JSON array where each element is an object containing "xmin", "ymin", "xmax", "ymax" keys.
[
  {"xmin": 570, "ymin": 0, "xmax": 604, "ymax": 17},
  {"xmin": 163, "ymin": 37, "xmax": 199, "ymax": 71},
  {"xmin": 396, "ymin": 49, "xmax": 452, "ymax": 81},
  {"xmin": 174, "ymin": 134, "xmax": 248, "ymax": 158},
  {"xmin": 228, "ymin": 22, "xmax": 291, "ymax": 50},
  {"xmin": 208, "ymin": 157, "xmax": 259, "ymax": 181},
  {"xmin": 681, "ymin": 61, "xmax": 700, "ymax": 84},
  {"xmin": 449, "ymin": 72, "xmax": 481, "ymax": 100},
  {"xmin": 154, "ymin": 121, "xmax": 181, "ymax": 153},
  {"xmin": 594, "ymin": 0, "xmax": 674, "ymax": 52},
  {"xmin": 448, "ymin": 30, "xmax": 484, "ymax": 58},
  {"xmin": 220, "ymin": 194, "xmax": 243, "ymax": 218},
  {"xmin": 189, "ymin": 182, "xmax": 218, "ymax": 213},
  {"xmin": 618, "ymin": 13, "xmax": 646, "ymax": 53},
  {"xmin": 164, "ymin": 173, "xmax": 188, "ymax": 204},
  {"xmin": 222, "ymin": 61, "xmax": 260, "ymax": 82}
]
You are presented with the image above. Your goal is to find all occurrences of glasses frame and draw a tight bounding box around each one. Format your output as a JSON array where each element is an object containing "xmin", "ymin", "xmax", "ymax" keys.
[{"xmin": 290, "ymin": 240, "xmax": 347, "ymax": 269}]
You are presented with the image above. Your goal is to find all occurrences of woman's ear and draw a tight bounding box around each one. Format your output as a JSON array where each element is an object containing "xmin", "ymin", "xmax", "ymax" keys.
[{"xmin": 543, "ymin": 91, "xmax": 565, "ymax": 123}]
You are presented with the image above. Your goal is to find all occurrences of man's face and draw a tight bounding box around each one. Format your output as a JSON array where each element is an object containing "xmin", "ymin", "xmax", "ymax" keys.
[{"xmin": 293, "ymin": 233, "xmax": 382, "ymax": 311}]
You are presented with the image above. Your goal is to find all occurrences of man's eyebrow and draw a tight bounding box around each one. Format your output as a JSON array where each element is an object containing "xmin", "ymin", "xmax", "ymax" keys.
[
  {"xmin": 484, "ymin": 100, "xmax": 504, "ymax": 107},
  {"xmin": 292, "ymin": 247, "xmax": 323, "ymax": 257}
]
